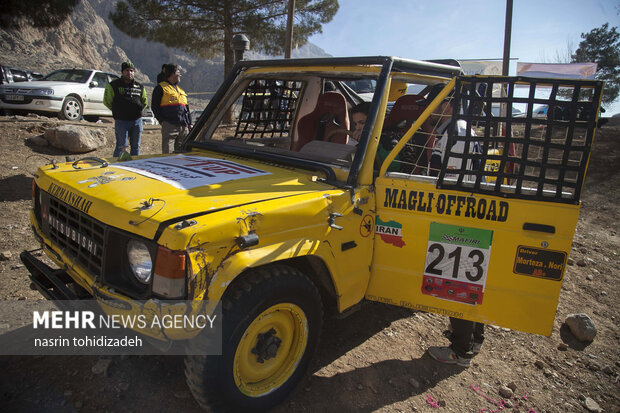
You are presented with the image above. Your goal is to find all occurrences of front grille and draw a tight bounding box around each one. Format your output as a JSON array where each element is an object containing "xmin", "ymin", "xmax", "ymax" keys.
[{"xmin": 41, "ymin": 192, "xmax": 105, "ymax": 277}]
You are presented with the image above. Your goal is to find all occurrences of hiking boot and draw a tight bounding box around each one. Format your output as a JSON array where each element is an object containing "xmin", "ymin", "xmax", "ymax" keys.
[
  {"xmin": 473, "ymin": 342, "xmax": 482, "ymax": 354},
  {"xmin": 427, "ymin": 346, "xmax": 471, "ymax": 367}
]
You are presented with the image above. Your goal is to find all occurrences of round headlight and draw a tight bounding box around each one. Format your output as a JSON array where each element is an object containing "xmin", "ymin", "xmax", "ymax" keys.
[{"xmin": 127, "ymin": 240, "xmax": 153, "ymax": 283}]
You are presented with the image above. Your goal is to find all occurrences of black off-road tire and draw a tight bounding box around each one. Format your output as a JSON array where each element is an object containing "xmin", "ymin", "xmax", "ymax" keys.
[{"xmin": 184, "ymin": 264, "xmax": 323, "ymax": 412}]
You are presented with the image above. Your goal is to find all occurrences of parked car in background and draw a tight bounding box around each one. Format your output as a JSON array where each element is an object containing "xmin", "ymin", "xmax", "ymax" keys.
[
  {"xmin": 0, "ymin": 65, "xmax": 44, "ymax": 84},
  {"xmin": 0, "ymin": 68, "xmax": 118, "ymax": 121},
  {"xmin": 142, "ymin": 108, "xmax": 158, "ymax": 125}
]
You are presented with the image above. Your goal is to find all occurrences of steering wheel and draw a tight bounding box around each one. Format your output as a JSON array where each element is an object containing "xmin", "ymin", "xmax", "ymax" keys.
[{"xmin": 325, "ymin": 128, "xmax": 356, "ymax": 143}]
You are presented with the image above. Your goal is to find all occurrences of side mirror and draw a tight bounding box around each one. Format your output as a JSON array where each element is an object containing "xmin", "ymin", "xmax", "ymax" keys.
[{"xmin": 89, "ymin": 81, "xmax": 98, "ymax": 88}]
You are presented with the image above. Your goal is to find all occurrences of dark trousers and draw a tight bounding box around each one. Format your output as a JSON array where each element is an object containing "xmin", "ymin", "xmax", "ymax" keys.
[{"xmin": 449, "ymin": 317, "xmax": 484, "ymax": 358}]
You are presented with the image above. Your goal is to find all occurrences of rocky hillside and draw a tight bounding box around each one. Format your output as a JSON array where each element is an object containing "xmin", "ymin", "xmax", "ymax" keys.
[{"xmin": 0, "ymin": 0, "xmax": 330, "ymax": 98}]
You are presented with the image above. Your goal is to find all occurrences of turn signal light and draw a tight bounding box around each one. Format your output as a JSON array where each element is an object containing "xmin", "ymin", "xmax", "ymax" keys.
[{"xmin": 152, "ymin": 246, "xmax": 186, "ymax": 298}]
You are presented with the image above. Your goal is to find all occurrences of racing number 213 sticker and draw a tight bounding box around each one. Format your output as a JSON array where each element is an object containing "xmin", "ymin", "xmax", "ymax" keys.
[{"xmin": 421, "ymin": 223, "xmax": 494, "ymax": 305}]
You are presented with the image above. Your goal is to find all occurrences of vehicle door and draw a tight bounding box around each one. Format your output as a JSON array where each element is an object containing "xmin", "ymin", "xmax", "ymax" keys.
[
  {"xmin": 365, "ymin": 76, "xmax": 602, "ymax": 336},
  {"xmin": 85, "ymin": 72, "xmax": 109, "ymax": 114}
]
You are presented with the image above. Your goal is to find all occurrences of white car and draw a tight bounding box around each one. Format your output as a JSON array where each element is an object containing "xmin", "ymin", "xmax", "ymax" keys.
[
  {"xmin": 0, "ymin": 68, "xmax": 119, "ymax": 121},
  {"xmin": 142, "ymin": 109, "xmax": 159, "ymax": 125}
]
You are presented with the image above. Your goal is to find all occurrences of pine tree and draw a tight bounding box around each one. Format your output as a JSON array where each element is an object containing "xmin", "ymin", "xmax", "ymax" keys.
[
  {"xmin": 110, "ymin": 0, "xmax": 338, "ymax": 79},
  {"xmin": 0, "ymin": 0, "xmax": 78, "ymax": 29},
  {"xmin": 572, "ymin": 23, "xmax": 620, "ymax": 108}
]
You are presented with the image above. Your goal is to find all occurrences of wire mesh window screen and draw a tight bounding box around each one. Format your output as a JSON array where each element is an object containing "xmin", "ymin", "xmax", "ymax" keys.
[
  {"xmin": 436, "ymin": 76, "xmax": 602, "ymax": 204},
  {"xmin": 235, "ymin": 79, "xmax": 302, "ymax": 139}
]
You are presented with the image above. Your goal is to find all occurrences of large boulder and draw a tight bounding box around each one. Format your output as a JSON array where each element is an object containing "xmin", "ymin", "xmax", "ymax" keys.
[{"xmin": 43, "ymin": 125, "xmax": 106, "ymax": 153}]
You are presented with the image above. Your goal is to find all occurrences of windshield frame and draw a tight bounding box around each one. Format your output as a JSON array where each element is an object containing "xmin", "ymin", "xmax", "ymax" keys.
[{"xmin": 185, "ymin": 57, "xmax": 462, "ymax": 187}]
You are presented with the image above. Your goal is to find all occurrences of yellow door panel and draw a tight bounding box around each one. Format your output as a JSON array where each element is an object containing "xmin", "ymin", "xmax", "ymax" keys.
[{"xmin": 367, "ymin": 76, "xmax": 602, "ymax": 336}]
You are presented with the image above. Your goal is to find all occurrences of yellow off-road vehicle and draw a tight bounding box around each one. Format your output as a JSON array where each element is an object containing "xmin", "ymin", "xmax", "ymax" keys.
[{"xmin": 21, "ymin": 56, "xmax": 602, "ymax": 411}]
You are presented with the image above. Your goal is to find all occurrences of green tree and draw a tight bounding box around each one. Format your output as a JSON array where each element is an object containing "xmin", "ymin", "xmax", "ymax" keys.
[
  {"xmin": 110, "ymin": 0, "xmax": 338, "ymax": 78},
  {"xmin": 572, "ymin": 23, "xmax": 620, "ymax": 108},
  {"xmin": 0, "ymin": 0, "xmax": 78, "ymax": 29}
]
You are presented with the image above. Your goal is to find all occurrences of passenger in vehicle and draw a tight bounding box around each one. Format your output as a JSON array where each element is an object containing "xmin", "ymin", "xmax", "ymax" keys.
[
  {"xmin": 349, "ymin": 102, "xmax": 371, "ymax": 145},
  {"xmin": 417, "ymin": 83, "xmax": 481, "ymax": 178}
]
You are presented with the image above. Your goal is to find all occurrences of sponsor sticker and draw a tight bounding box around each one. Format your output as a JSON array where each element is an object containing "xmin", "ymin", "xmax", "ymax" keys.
[
  {"xmin": 114, "ymin": 155, "xmax": 270, "ymax": 189},
  {"xmin": 421, "ymin": 222, "xmax": 493, "ymax": 305}
]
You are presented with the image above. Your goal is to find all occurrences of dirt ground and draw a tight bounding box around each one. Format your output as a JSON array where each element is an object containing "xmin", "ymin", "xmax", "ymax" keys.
[{"xmin": 0, "ymin": 114, "xmax": 618, "ymax": 413}]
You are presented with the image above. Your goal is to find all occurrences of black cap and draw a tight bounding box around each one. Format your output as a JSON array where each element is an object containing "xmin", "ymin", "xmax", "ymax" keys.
[
  {"xmin": 121, "ymin": 61, "xmax": 135, "ymax": 71},
  {"xmin": 416, "ymin": 83, "xmax": 453, "ymax": 106}
]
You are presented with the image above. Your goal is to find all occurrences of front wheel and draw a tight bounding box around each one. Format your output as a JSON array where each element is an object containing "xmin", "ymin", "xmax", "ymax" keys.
[
  {"xmin": 185, "ymin": 265, "xmax": 323, "ymax": 412},
  {"xmin": 59, "ymin": 96, "xmax": 82, "ymax": 121}
]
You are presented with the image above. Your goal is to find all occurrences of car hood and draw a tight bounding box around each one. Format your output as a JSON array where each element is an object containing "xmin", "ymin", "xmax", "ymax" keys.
[{"xmin": 36, "ymin": 152, "xmax": 333, "ymax": 239}]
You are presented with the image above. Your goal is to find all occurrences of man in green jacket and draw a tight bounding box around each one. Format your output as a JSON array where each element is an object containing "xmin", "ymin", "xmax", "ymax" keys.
[{"xmin": 103, "ymin": 61, "xmax": 148, "ymax": 157}]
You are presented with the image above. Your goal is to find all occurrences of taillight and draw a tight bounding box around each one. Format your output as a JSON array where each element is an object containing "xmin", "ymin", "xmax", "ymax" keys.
[{"xmin": 152, "ymin": 246, "xmax": 186, "ymax": 299}]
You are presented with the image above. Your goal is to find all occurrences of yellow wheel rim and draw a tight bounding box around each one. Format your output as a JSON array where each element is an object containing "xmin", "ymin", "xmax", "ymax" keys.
[{"xmin": 233, "ymin": 303, "xmax": 309, "ymax": 397}]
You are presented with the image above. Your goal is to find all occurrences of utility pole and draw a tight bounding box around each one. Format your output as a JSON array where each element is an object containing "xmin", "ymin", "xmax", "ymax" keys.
[
  {"xmin": 502, "ymin": 0, "xmax": 513, "ymax": 76},
  {"xmin": 284, "ymin": 0, "xmax": 295, "ymax": 58}
]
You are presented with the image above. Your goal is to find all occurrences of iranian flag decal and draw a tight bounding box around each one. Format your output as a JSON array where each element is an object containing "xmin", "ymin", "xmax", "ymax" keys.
[{"xmin": 375, "ymin": 216, "xmax": 406, "ymax": 248}]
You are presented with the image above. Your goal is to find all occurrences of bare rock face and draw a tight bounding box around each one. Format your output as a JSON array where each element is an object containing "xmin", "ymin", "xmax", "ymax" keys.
[
  {"xmin": 43, "ymin": 125, "xmax": 107, "ymax": 153},
  {"xmin": 565, "ymin": 313, "xmax": 597, "ymax": 342}
]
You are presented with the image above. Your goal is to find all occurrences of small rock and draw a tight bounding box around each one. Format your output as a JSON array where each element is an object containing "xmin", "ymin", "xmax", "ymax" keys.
[
  {"xmin": 589, "ymin": 362, "xmax": 601, "ymax": 371},
  {"xmin": 558, "ymin": 343, "xmax": 569, "ymax": 351},
  {"xmin": 503, "ymin": 399, "xmax": 514, "ymax": 408},
  {"xmin": 408, "ymin": 378, "xmax": 420, "ymax": 388},
  {"xmin": 535, "ymin": 360, "xmax": 545, "ymax": 369},
  {"xmin": 507, "ymin": 382, "xmax": 517, "ymax": 392},
  {"xmin": 565, "ymin": 314, "xmax": 597, "ymax": 342},
  {"xmin": 586, "ymin": 274, "xmax": 594, "ymax": 281},
  {"xmin": 10, "ymin": 264, "xmax": 24, "ymax": 270},
  {"xmin": 498, "ymin": 385, "xmax": 513, "ymax": 398},
  {"xmin": 0, "ymin": 251, "xmax": 12, "ymax": 261},
  {"xmin": 576, "ymin": 259, "xmax": 587, "ymax": 267},
  {"xmin": 601, "ymin": 291, "xmax": 607, "ymax": 296},
  {"xmin": 356, "ymin": 384, "xmax": 363, "ymax": 390},
  {"xmin": 567, "ymin": 258, "xmax": 575, "ymax": 266},
  {"xmin": 602, "ymin": 365, "xmax": 614, "ymax": 375},
  {"xmin": 91, "ymin": 358, "xmax": 112, "ymax": 376},
  {"xmin": 543, "ymin": 369, "xmax": 553, "ymax": 377},
  {"xmin": 11, "ymin": 166, "xmax": 18, "ymax": 170},
  {"xmin": 583, "ymin": 397, "xmax": 602, "ymax": 413}
]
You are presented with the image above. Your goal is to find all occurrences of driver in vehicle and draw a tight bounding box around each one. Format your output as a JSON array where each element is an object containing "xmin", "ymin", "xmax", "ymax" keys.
[{"xmin": 349, "ymin": 101, "xmax": 371, "ymax": 145}]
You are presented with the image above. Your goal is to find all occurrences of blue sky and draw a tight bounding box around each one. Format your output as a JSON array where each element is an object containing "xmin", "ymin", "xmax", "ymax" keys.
[{"xmin": 308, "ymin": 0, "xmax": 620, "ymax": 115}]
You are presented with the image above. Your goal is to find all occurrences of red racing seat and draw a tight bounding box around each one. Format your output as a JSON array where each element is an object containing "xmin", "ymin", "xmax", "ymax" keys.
[
  {"xmin": 384, "ymin": 94, "xmax": 424, "ymax": 130},
  {"xmin": 294, "ymin": 92, "xmax": 350, "ymax": 151}
]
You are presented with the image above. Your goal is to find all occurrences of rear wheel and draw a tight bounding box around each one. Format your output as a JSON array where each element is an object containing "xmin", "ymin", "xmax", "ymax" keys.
[
  {"xmin": 185, "ymin": 265, "xmax": 323, "ymax": 412},
  {"xmin": 59, "ymin": 96, "xmax": 82, "ymax": 121}
]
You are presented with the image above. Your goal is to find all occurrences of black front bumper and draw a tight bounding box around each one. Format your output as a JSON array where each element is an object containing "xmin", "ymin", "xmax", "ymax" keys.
[{"xmin": 20, "ymin": 249, "xmax": 88, "ymax": 301}]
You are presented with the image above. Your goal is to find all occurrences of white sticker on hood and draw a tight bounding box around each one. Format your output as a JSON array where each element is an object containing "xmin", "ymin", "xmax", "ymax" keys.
[{"xmin": 114, "ymin": 155, "xmax": 270, "ymax": 189}]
